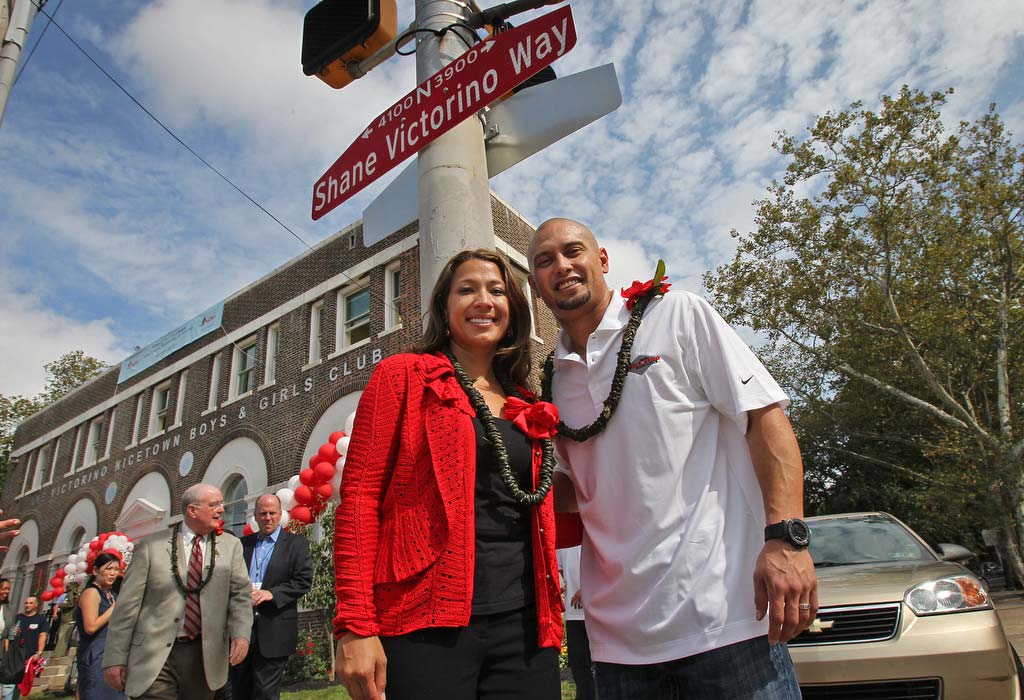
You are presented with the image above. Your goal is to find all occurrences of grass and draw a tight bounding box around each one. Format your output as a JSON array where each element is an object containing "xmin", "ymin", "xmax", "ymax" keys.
[{"xmin": 281, "ymin": 680, "xmax": 579, "ymax": 699}]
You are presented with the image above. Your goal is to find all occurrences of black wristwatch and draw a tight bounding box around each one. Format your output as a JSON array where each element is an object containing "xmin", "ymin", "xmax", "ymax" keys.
[{"xmin": 764, "ymin": 518, "xmax": 810, "ymax": 549}]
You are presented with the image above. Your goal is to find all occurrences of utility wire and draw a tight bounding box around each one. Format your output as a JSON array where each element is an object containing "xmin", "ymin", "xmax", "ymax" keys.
[{"xmin": 13, "ymin": 0, "xmax": 63, "ymax": 88}]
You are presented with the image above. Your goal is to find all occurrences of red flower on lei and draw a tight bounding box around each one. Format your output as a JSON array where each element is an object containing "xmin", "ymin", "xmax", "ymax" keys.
[
  {"xmin": 621, "ymin": 275, "xmax": 671, "ymax": 310},
  {"xmin": 503, "ymin": 396, "xmax": 560, "ymax": 440}
]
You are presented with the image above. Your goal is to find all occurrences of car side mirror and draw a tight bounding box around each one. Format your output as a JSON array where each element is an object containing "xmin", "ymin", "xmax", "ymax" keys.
[{"xmin": 936, "ymin": 543, "xmax": 973, "ymax": 563}]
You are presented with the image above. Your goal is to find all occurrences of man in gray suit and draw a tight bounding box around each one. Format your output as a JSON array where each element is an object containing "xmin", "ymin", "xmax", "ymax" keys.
[{"xmin": 103, "ymin": 483, "xmax": 253, "ymax": 699}]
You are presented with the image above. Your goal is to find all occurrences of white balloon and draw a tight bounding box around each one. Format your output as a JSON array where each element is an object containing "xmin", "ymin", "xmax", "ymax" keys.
[
  {"xmin": 69, "ymin": 554, "xmax": 80, "ymax": 564},
  {"xmin": 75, "ymin": 573, "xmax": 88, "ymax": 585},
  {"xmin": 279, "ymin": 510, "xmax": 290, "ymax": 528},
  {"xmin": 277, "ymin": 488, "xmax": 296, "ymax": 511},
  {"xmin": 63, "ymin": 575, "xmax": 73, "ymax": 586},
  {"xmin": 64, "ymin": 563, "xmax": 76, "ymax": 575},
  {"xmin": 330, "ymin": 471, "xmax": 343, "ymax": 501},
  {"xmin": 288, "ymin": 474, "xmax": 301, "ymax": 491},
  {"xmin": 335, "ymin": 436, "xmax": 351, "ymax": 458},
  {"xmin": 126, "ymin": 542, "xmax": 134, "ymax": 551},
  {"xmin": 247, "ymin": 516, "xmax": 258, "ymax": 533}
]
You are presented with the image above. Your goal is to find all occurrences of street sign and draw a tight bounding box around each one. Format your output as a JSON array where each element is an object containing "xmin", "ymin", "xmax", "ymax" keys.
[
  {"xmin": 362, "ymin": 63, "xmax": 622, "ymax": 246},
  {"xmin": 312, "ymin": 4, "xmax": 577, "ymax": 221}
]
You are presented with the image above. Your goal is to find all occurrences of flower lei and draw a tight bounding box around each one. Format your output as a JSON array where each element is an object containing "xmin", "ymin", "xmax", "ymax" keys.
[
  {"xmin": 540, "ymin": 260, "xmax": 670, "ymax": 442},
  {"xmin": 169, "ymin": 522, "xmax": 217, "ymax": 594},
  {"xmin": 443, "ymin": 350, "xmax": 559, "ymax": 507}
]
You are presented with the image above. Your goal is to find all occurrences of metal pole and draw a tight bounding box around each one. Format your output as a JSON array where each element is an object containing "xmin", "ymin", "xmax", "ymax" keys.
[
  {"xmin": 415, "ymin": 0, "xmax": 495, "ymax": 316},
  {"xmin": 0, "ymin": 0, "xmax": 42, "ymax": 128}
]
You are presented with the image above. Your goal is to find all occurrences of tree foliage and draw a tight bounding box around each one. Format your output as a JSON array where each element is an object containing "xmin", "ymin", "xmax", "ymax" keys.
[
  {"xmin": 704, "ymin": 86, "xmax": 1023, "ymax": 547},
  {"xmin": 0, "ymin": 351, "xmax": 109, "ymax": 483}
]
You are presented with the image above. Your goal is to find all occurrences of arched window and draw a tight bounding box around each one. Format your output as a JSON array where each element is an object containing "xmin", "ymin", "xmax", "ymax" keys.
[
  {"xmin": 11, "ymin": 548, "xmax": 31, "ymax": 613},
  {"xmin": 222, "ymin": 475, "xmax": 248, "ymax": 537},
  {"xmin": 70, "ymin": 526, "xmax": 86, "ymax": 555}
]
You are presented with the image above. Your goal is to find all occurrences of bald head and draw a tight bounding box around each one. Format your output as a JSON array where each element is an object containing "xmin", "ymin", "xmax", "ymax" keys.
[
  {"xmin": 528, "ymin": 218, "xmax": 600, "ymax": 271},
  {"xmin": 255, "ymin": 493, "xmax": 283, "ymax": 536}
]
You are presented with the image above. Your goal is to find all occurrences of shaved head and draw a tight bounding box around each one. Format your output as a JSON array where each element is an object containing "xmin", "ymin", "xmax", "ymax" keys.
[{"xmin": 528, "ymin": 218, "xmax": 600, "ymax": 271}]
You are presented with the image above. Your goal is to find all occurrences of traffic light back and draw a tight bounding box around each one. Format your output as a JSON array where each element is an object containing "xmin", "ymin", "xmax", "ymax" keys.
[{"xmin": 302, "ymin": 0, "xmax": 398, "ymax": 89}]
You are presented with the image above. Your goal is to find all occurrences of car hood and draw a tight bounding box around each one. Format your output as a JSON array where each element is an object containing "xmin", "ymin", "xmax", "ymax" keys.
[{"xmin": 814, "ymin": 560, "xmax": 967, "ymax": 607}]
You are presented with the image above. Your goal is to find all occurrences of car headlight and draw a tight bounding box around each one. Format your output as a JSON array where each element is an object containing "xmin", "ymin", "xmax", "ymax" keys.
[{"xmin": 905, "ymin": 575, "xmax": 991, "ymax": 616}]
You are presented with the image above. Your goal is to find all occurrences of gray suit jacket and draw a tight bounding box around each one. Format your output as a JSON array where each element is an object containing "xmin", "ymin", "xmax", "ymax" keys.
[{"xmin": 103, "ymin": 525, "xmax": 253, "ymax": 697}]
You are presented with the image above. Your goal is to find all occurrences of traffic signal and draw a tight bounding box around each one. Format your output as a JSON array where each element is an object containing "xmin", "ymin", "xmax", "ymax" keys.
[{"xmin": 302, "ymin": 0, "xmax": 398, "ymax": 89}]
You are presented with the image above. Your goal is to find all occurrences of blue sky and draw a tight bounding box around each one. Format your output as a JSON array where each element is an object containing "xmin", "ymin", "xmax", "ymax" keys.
[{"xmin": 1, "ymin": 0, "xmax": 1022, "ymax": 397}]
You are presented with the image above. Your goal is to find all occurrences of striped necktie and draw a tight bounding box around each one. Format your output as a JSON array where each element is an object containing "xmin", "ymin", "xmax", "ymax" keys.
[{"xmin": 182, "ymin": 536, "xmax": 203, "ymax": 639}]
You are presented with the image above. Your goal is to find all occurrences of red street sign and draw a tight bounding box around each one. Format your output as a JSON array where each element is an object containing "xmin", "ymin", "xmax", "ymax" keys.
[{"xmin": 311, "ymin": 5, "xmax": 577, "ymax": 221}]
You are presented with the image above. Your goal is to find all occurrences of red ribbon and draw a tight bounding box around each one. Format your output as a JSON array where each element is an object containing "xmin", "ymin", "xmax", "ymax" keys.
[{"xmin": 503, "ymin": 396, "xmax": 560, "ymax": 439}]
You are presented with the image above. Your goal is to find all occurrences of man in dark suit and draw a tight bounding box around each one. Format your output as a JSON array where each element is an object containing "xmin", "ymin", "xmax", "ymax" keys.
[{"xmin": 229, "ymin": 493, "xmax": 313, "ymax": 700}]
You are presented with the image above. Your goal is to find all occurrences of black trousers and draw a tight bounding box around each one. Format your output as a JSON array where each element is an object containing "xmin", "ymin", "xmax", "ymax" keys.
[
  {"xmin": 566, "ymin": 620, "xmax": 595, "ymax": 700},
  {"xmin": 227, "ymin": 630, "xmax": 288, "ymax": 700},
  {"xmin": 380, "ymin": 606, "xmax": 560, "ymax": 700}
]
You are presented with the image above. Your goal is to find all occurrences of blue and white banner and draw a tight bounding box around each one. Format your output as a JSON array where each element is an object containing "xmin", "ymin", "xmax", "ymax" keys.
[{"xmin": 118, "ymin": 302, "xmax": 224, "ymax": 383}]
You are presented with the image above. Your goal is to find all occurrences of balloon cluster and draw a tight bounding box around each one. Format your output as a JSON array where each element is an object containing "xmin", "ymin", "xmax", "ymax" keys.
[
  {"xmin": 242, "ymin": 411, "xmax": 356, "ymax": 534},
  {"xmin": 43, "ymin": 531, "xmax": 134, "ymax": 601}
]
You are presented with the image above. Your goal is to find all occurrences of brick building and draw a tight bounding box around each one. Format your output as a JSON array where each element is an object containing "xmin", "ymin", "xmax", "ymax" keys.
[{"xmin": 0, "ymin": 194, "xmax": 558, "ymax": 612}]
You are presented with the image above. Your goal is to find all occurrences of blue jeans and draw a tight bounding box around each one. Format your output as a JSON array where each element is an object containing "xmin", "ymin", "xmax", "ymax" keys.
[{"xmin": 594, "ymin": 636, "xmax": 800, "ymax": 700}]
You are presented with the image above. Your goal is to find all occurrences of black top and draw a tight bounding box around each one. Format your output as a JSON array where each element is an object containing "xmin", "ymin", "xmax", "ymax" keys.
[
  {"xmin": 10, "ymin": 612, "xmax": 47, "ymax": 654},
  {"xmin": 471, "ymin": 416, "xmax": 535, "ymax": 615}
]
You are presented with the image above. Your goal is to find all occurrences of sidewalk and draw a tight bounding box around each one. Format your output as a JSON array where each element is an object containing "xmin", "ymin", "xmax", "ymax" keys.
[{"xmin": 992, "ymin": 589, "xmax": 1024, "ymax": 656}]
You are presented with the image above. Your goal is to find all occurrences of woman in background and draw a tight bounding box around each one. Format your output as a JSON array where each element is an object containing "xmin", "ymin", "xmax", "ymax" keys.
[{"xmin": 75, "ymin": 552, "xmax": 125, "ymax": 700}]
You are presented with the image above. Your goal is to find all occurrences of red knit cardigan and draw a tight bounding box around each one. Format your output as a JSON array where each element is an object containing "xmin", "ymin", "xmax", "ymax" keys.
[{"xmin": 332, "ymin": 352, "xmax": 565, "ymax": 648}]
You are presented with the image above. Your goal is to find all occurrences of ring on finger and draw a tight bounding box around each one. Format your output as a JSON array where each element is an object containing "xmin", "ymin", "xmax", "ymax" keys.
[{"xmin": 798, "ymin": 602, "xmax": 811, "ymax": 610}]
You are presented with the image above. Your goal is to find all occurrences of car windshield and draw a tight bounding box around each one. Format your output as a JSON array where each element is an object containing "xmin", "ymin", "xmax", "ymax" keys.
[{"xmin": 807, "ymin": 514, "xmax": 936, "ymax": 567}]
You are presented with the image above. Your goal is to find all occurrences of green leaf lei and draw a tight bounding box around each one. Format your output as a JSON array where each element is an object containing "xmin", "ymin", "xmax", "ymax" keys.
[
  {"xmin": 540, "ymin": 260, "xmax": 668, "ymax": 442},
  {"xmin": 443, "ymin": 351, "xmax": 557, "ymax": 507},
  {"xmin": 169, "ymin": 522, "xmax": 217, "ymax": 594}
]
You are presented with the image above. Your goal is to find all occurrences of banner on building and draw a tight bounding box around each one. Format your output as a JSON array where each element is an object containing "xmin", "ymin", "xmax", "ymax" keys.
[{"xmin": 118, "ymin": 302, "xmax": 224, "ymax": 383}]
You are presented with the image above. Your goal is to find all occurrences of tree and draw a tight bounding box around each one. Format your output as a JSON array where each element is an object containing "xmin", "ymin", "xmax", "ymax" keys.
[
  {"xmin": 704, "ymin": 87, "xmax": 1023, "ymax": 575},
  {"xmin": 295, "ymin": 509, "xmax": 337, "ymax": 680},
  {"xmin": 0, "ymin": 351, "xmax": 109, "ymax": 483}
]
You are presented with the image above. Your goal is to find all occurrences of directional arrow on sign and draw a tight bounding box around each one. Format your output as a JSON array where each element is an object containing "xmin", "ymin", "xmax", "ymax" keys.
[{"xmin": 311, "ymin": 5, "xmax": 577, "ymax": 221}]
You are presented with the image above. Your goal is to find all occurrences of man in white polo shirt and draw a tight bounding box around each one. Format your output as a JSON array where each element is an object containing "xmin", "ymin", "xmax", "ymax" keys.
[{"xmin": 528, "ymin": 218, "xmax": 816, "ymax": 699}]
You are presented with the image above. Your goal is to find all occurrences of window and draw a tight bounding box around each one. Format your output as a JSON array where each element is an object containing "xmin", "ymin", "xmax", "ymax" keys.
[
  {"xmin": 128, "ymin": 395, "xmax": 144, "ymax": 447},
  {"xmin": 45, "ymin": 439, "xmax": 60, "ymax": 484},
  {"xmin": 339, "ymin": 286, "xmax": 371, "ymax": 348},
  {"xmin": 21, "ymin": 451, "xmax": 38, "ymax": 494},
  {"xmin": 384, "ymin": 262, "xmax": 402, "ymax": 331},
  {"xmin": 68, "ymin": 424, "xmax": 85, "ymax": 474},
  {"xmin": 347, "ymin": 231, "xmax": 357, "ymax": 249},
  {"xmin": 264, "ymin": 324, "xmax": 279, "ymax": 385},
  {"xmin": 104, "ymin": 410, "xmax": 116, "ymax": 459},
  {"xmin": 174, "ymin": 371, "xmax": 188, "ymax": 426},
  {"xmin": 222, "ymin": 476, "xmax": 249, "ymax": 537},
  {"xmin": 208, "ymin": 353, "xmax": 222, "ymax": 411},
  {"xmin": 232, "ymin": 338, "xmax": 258, "ymax": 398},
  {"xmin": 149, "ymin": 381, "xmax": 171, "ymax": 436},
  {"xmin": 309, "ymin": 301, "xmax": 324, "ymax": 365},
  {"xmin": 84, "ymin": 417, "xmax": 105, "ymax": 467}
]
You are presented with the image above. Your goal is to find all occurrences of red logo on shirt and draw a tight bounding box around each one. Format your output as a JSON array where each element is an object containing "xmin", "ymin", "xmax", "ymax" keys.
[{"xmin": 628, "ymin": 355, "xmax": 661, "ymax": 375}]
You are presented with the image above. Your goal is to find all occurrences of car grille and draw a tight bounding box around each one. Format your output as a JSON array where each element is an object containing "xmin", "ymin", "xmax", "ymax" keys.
[
  {"xmin": 800, "ymin": 678, "xmax": 941, "ymax": 700},
  {"xmin": 788, "ymin": 602, "xmax": 901, "ymax": 646}
]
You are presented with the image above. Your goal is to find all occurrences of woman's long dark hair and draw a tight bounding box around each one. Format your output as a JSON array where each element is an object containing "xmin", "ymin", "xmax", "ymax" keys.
[
  {"xmin": 417, "ymin": 249, "xmax": 534, "ymax": 389},
  {"xmin": 84, "ymin": 551, "xmax": 124, "ymax": 595}
]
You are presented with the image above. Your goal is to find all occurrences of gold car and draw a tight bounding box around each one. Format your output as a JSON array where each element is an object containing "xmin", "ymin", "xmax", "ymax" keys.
[{"xmin": 789, "ymin": 512, "xmax": 1022, "ymax": 699}]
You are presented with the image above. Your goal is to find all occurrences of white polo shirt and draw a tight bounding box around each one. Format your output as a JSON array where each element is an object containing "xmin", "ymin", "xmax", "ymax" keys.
[{"xmin": 552, "ymin": 290, "xmax": 789, "ymax": 664}]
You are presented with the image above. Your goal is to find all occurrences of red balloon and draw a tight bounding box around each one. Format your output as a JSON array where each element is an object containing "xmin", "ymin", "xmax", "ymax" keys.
[
  {"xmin": 329, "ymin": 430, "xmax": 346, "ymax": 444},
  {"xmin": 98, "ymin": 532, "xmax": 109, "ymax": 542},
  {"xmin": 313, "ymin": 461, "xmax": 336, "ymax": 483},
  {"xmin": 290, "ymin": 506, "xmax": 312, "ymax": 524},
  {"xmin": 299, "ymin": 468, "xmax": 315, "ymax": 487},
  {"xmin": 293, "ymin": 485, "xmax": 314, "ymax": 506},
  {"xmin": 89, "ymin": 541, "xmax": 101, "ymax": 551},
  {"xmin": 50, "ymin": 576, "xmax": 63, "ymax": 588},
  {"xmin": 318, "ymin": 442, "xmax": 339, "ymax": 464},
  {"xmin": 242, "ymin": 524, "xmax": 254, "ymax": 536},
  {"xmin": 41, "ymin": 591, "xmax": 54, "ymax": 601},
  {"xmin": 315, "ymin": 483, "xmax": 333, "ymax": 501},
  {"xmin": 87, "ymin": 550, "xmax": 97, "ymax": 561},
  {"xmin": 308, "ymin": 454, "xmax": 320, "ymax": 470}
]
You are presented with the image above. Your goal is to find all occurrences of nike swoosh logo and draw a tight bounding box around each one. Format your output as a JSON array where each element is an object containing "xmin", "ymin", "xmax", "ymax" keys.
[{"xmin": 741, "ymin": 375, "xmax": 753, "ymax": 385}]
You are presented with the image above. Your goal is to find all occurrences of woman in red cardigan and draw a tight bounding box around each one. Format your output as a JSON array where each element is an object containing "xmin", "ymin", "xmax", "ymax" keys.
[{"xmin": 333, "ymin": 249, "xmax": 564, "ymax": 700}]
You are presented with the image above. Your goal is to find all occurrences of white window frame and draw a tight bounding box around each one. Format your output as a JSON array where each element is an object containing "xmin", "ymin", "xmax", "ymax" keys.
[
  {"xmin": 337, "ymin": 283, "xmax": 371, "ymax": 351},
  {"xmin": 173, "ymin": 371, "xmax": 187, "ymax": 427},
  {"xmin": 45, "ymin": 439, "xmax": 60, "ymax": 485},
  {"xmin": 104, "ymin": 409, "xmax": 117, "ymax": 459},
  {"xmin": 21, "ymin": 450, "xmax": 39, "ymax": 494},
  {"xmin": 308, "ymin": 301, "xmax": 324, "ymax": 366},
  {"xmin": 383, "ymin": 261, "xmax": 403, "ymax": 333},
  {"xmin": 207, "ymin": 353, "xmax": 222, "ymax": 413},
  {"xmin": 149, "ymin": 381, "xmax": 171, "ymax": 437},
  {"xmin": 513, "ymin": 267, "xmax": 541, "ymax": 341},
  {"xmin": 68, "ymin": 424, "xmax": 85, "ymax": 475},
  {"xmin": 83, "ymin": 416, "xmax": 105, "ymax": 467},
  {"xmin": 263, "ymin": 324, "xmax": 279, "ymax": 387},
  {"xmin": 230, "ymin": 337, "xmax": 258, "ymax": 401}
]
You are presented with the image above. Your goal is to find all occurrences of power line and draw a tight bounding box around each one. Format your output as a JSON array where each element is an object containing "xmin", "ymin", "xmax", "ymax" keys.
[{"xmin": 13, "ymin": 0, "xmax": 64, "ymax": 88}]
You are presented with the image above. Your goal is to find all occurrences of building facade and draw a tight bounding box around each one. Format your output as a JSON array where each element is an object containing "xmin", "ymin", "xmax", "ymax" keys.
[{"xmin": 0, "ymin": 195, "xmax": 557, "ymax": 612}]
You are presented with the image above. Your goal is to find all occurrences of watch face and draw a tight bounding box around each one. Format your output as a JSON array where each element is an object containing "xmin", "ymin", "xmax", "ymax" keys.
[{"xmin": 787, "ymin": 519, "xmax": 810, "ymax": 546}]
